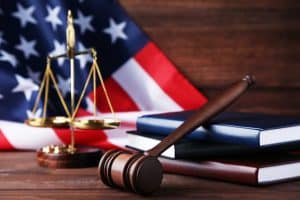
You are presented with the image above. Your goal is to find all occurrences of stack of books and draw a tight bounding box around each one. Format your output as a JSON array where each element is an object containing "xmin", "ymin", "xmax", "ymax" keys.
[{"xmin": 126, "ymin": 110, "xmax": 300, "ymax": 185}]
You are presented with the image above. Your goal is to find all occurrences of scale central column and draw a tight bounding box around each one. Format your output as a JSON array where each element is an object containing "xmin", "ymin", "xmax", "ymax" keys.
[{"xmin": 66, "ymin": 10, "xmax": 76, "ymax": 152}]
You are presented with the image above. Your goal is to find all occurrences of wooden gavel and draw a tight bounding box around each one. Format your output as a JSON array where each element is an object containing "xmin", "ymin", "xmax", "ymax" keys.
[{"xmin": 98, "ymin": 75, "xmax": 255, "ymax": 195}]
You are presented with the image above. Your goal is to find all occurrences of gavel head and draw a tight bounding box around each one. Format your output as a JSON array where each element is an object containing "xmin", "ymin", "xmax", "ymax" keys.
[{"xmin": 98, "ymin": 149, "xmax": 163, "ymax": 195}]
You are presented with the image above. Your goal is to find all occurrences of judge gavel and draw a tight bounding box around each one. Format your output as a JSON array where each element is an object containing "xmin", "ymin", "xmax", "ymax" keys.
[{"xmin": 98, "ymin": 75, "xmax": 255, "ymax": 195}]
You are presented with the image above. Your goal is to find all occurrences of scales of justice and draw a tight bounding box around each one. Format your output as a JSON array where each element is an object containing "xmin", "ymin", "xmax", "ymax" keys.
[{"xmin": 25, "ymin": 10, "xmax": 120, "ymax": 168}]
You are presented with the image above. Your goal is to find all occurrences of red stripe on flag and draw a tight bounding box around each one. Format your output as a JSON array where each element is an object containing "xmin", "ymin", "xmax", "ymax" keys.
[
  {"xmin": 53, "ymin": 128, "xmax": 119, "ymax": 150},
  {"xmin": 134, "ymin": 42, "xmax": 207, "ymax": 109},
  {"xmin": 0, "ymin": 130, "xmax": 14, "ymax": 150},
  {"xmin": 90, "ymin": 77, "xmax": 140, "ymax": 112}
]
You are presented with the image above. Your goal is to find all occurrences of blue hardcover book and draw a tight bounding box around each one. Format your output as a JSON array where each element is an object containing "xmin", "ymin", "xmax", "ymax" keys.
[{"xmin": 136, "ymin": 111, "xmax": 300, "ymax": 147}]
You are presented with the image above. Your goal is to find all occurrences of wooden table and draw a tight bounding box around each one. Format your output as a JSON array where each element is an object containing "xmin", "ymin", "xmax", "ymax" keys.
[{"xmin": 1, "ymin": 152, "xmax": 300, "ymax": 199}]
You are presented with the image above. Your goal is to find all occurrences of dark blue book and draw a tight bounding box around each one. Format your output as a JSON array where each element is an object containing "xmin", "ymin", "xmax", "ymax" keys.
[
  {"xmin": 136, "ymin": 111, "xmax": 300, "ymax": 147},
  {"xmin": 126, "ymin": 131, "xmax": 257, "ymax": 159},
  {"xmin": 126, "ymin": 131, "xmax": 297, "ymax": 159}
]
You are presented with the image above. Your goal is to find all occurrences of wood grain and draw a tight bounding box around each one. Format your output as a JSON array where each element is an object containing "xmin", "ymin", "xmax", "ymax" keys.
[
  {"xmin": 1, "ymin": 152, "xmax": 300, "ymax": 200},
  {"xmin": 119, "ymin": 0, "xmax": 300, "ymax": 115}
]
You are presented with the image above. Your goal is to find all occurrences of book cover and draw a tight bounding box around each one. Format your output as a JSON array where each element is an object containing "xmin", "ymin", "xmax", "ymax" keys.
[
  {"xmin": 126, "ymin": 131, "xmax": 256, "ymax": 159},
  {"xmin": 159, "ymin": 152, "xmax": 300, "ymax": 185},
  {"xmin": 136, "ymin": 111, "xmax": 300, "ymax": 147}
]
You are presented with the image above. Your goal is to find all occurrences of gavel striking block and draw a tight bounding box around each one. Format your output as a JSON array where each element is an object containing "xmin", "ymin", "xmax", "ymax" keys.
[{"xmin": 98, "ymin": 75, "xmax": 255, "ymax": 195}]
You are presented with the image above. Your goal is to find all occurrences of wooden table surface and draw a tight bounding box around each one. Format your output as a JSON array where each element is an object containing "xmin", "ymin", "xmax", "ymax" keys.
[{"xmin": 1, "ymin": 151, "xmax": 300, "ymax": 200}]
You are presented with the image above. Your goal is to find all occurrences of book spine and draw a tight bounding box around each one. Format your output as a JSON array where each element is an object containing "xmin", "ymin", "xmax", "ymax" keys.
[{"xmin": 159, "ymin": 157, "xmax": 258, "ymax": 185}]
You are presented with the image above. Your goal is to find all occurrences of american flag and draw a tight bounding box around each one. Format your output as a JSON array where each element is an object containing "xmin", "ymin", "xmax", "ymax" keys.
[{"xmin": 0, "ymin": 0, "xmax": 206, "ymax": 150}]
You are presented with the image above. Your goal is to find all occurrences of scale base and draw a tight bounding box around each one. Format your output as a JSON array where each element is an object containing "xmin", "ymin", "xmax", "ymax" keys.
[{"xmin": 37, "ymin": 145, "xmax": 103, "ymax": 168}]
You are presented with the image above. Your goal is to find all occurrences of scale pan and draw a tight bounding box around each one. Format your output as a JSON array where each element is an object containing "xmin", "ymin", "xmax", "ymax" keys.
[
  {"xmin": 72, "ymin": 118, "xmax": 120, "ymax": 130},
  {"xmin": 25, "ymin": 116, "xmax": 70, "ymax": 128}
]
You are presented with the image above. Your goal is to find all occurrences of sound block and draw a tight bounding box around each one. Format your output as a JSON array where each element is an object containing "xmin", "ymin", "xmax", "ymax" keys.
[{"xmin": 37, "ymin": 145, "xmax": 103, "ymax": 168}]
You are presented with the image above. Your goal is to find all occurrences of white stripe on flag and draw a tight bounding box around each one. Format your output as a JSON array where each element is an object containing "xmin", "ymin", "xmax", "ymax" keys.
[
  {"xmin": 0, "ymin": 120, "xmax": 63, "ymax": 150},
  {"xmin": 112, "ymin": 58, "xmax": 182, "ymax": 111}
]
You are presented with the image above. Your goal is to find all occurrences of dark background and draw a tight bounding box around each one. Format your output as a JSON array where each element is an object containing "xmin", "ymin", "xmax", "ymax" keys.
[{"xmin": 119, "ymin": 0, "xmax": 300, "ymax": 116}]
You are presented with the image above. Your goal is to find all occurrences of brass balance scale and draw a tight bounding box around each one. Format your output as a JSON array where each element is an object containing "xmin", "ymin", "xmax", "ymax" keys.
[{"xmin": 25, "ymin": 11, "xmax": 120, "ymax": 168}]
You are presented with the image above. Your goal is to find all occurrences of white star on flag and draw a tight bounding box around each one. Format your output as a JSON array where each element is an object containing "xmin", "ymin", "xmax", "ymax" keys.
[
  {"xmin": 75, "ymin": 10, "xmax": 95, "ymax": 34},
  {"xmin": 103, "ymin": 18, "xmax": 128, "ymax": 44},
  {"xmin": 12, "ymin": 3, "xmax": 37, "ymax": 28},
  {"xmin": 49, "ymin": 40, "xmax": 66, "ymax": 65},
  {"xmin": 77, "ymin": 42, "xmax": 92, "ymax": 69},
  {"xmin": 15, "ymin": 36, "xmax": 39, "ymax": 59},
  {"xmin": 45, "ymin": 5, "xmax": 62, "ymax": 31},
  {"xmin": 0, "ymin": 8, "xmax": 3, "ymax": 15},
  {"xmin": 57, "ymin": 75, "xmax": 71, "ymax": 97},
  {"xmin": 0, "ymin": 50, "xmax": 18, "ymax": 67},
  {"xmin": 0, "ymin": 94, "xmax": 3, "ymax": 99},
  {"xmin": 12, "ymin": 75, "xmax": 38, "ymax": 101}
]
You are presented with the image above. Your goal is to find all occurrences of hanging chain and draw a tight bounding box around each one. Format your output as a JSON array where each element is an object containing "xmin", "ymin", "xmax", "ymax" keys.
[
  {"xmin": 92, "ymin": 49, "xmax": 116, "ymax": 118},
  {"xmin": 72, "ymin": 61, "xmax": 95, "ymax": 119},
  {"xmin": 31, "ymin": 58, "xmax": 50, "ymax": 116},
  {"xmin": 31, "ymin": 57, "xmax": 71, "ymax": 119},
  {"xmin": 48, "ymin": 67, "xmax": 71, "ymax": 118}
]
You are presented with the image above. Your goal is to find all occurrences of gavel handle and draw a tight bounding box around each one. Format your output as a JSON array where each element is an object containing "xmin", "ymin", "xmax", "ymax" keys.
[{"xmin": 146, "ymin": 75, "xmax": 255, "ymax": 157}]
